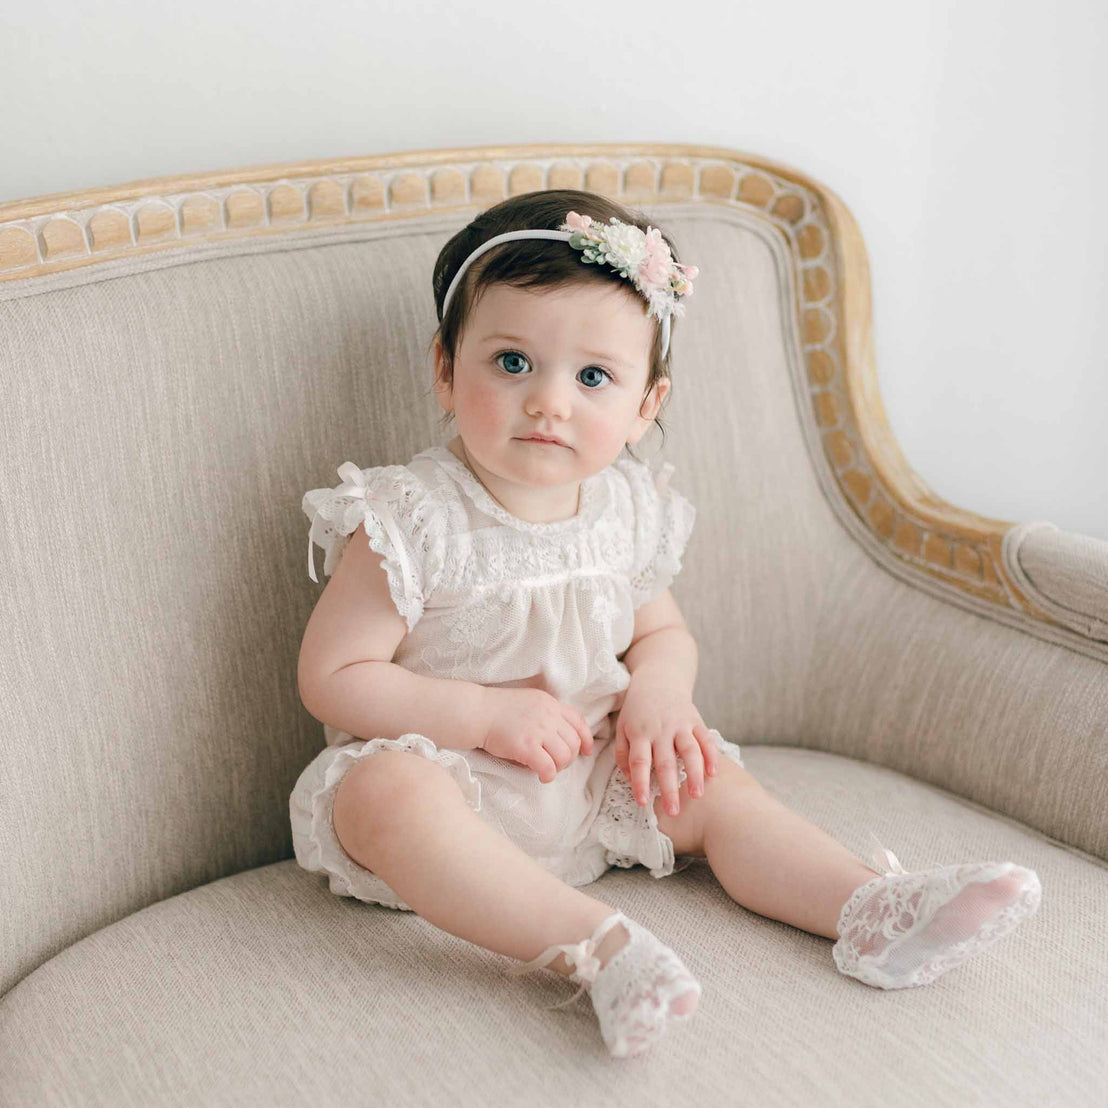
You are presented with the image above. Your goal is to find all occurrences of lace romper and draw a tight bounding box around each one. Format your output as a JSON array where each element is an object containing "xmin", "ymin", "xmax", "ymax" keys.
[{"xmin": 289, "ymin": 444, "xmax": 746, "ymax": 910}]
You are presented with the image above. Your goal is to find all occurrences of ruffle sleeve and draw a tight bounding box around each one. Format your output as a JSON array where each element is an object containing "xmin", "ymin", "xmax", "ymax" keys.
[
  {"xmin": 302, "ymin": 461, "xmax": 445, "ymax": 634},
  {"xmin": 616, "ymin": 457, "xmax": 697, "ymax": 609}
]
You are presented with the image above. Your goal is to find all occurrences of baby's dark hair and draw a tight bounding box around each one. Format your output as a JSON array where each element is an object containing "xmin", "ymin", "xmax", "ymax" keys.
[{"xmin": 427, "ymin": 188, "xmax": 682, "ymax": 455}]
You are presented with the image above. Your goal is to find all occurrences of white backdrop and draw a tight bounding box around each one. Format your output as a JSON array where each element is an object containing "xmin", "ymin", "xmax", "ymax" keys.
[{"xmin": 3, "ymin": 0, "xmax": 1104, "ymax": 539}]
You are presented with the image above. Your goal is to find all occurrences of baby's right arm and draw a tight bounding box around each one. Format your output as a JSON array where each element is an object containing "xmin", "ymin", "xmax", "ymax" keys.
[{"xmin": 297, "ymin": 521, "xmax": 487, "ymax": 750}]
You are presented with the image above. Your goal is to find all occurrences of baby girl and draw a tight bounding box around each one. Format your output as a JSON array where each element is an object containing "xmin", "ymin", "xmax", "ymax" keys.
[{"xmin": 290, "ymin": 187, "xmax": 1041, "ymax": 1059}]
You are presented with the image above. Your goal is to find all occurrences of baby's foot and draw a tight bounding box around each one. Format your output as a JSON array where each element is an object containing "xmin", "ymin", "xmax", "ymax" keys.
[
  {"xmin": 588, "ymin": 914, "xmax": 701, "ymax": 1057},
  {"xmin": 506, "ymin": 911, "xmax": 700, "ymax": 1058},
  {"xmin": 833, "ymin": 849, "xmax": 1041, "ymax": 990}
]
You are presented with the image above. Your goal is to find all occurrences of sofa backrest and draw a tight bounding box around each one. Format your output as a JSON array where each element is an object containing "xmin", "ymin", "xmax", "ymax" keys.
[{"xmin": 3, "ymin": 145, "xmax": 1105, "ymax": 996}]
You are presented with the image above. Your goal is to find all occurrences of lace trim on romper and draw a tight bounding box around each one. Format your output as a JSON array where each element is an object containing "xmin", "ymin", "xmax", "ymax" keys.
[{"xmin": 594, "ymin": 728, "xmax": 746, "ymax": 878}]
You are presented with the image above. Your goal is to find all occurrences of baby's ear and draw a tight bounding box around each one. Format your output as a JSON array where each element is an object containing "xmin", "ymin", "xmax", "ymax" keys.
[
  {"xmin": 640, "ymin": 377, "xmax": 670, "ymax": 419},
  {"xmin": 432, "ymin": 341, "xmax": 454, "ymax": 411},
  {"xmin": 432, "ymin": 338, "xmax": 449, "ymax": 382}
]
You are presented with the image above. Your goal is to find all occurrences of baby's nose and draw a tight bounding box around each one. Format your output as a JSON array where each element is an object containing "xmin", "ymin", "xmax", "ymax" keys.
[{"xmin": 526, "ymin": 383, "xmax": 573, "ymax": 419}]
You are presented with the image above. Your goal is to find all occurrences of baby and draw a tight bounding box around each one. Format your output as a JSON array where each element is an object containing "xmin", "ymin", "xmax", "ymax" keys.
[{"xmin": 290, "ymin": 188, "xmax": 1042, "ymax": 1059}]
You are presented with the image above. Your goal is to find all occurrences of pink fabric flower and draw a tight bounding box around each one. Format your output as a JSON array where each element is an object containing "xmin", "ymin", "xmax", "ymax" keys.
[
  {"xmin": 639, "ymin": 227, "xmax": 673, "ymax": 286},
  {"xmin": 556, "ymin": 210, "xmax": 699, "ymax": 327}
]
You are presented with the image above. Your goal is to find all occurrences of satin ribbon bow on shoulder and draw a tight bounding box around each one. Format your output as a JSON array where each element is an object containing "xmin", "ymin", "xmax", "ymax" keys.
[{"xmin": 306, "ymin": 462, "xmax": 416, "ymax": 619}]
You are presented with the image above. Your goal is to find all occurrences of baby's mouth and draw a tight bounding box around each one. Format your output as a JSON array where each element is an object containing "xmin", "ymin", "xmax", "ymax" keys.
[{"xmin": 517, "ymin": 435, "xmax": 567, "ymax": 447}]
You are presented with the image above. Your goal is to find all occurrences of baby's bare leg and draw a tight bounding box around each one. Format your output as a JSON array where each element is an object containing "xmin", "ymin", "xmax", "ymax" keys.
[
  {"xmin": 700, "ymin": 766, "xmax": 1038, "ymax": 989},
  {"xmin": 332, "ymin": 749, "xmax": 628, "ymax": 974},
  {"xmin": 701, "ymin": 769, "xmax": 880, "ymax": 940}
]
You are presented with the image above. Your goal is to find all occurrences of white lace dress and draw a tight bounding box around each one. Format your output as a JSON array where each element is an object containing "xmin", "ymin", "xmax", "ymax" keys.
[{"xmin": 289, "ymin": 444, "xmax": 746, "ymax": 910}]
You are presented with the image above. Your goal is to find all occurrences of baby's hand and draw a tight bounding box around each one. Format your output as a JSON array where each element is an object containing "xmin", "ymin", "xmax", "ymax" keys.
[
  {"xmin": 614, "ymin": 682, "xmax": 719, "ymax": 817},
  {"xmin": 477, "ymin": 687, "xmax": 594, "ymax": 783}
]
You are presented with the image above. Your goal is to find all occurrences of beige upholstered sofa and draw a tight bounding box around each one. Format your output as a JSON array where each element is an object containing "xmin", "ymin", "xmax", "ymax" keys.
[{"xmin": 2, "ymin": 142, "xmax": 1105, "ymax": 1106}]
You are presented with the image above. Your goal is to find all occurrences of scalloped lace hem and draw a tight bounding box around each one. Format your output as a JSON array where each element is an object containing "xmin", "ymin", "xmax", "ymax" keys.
[
  {"xmin": 289, "ymin": 733, "xmax": 483, "ymax": 911},
  {"xmin": 360, "ymin": 512, "xmax": 424, "ymax": 636},
  {"xmin": 626, "ymin": 460, "xmax": 696, "ymax": 609}
]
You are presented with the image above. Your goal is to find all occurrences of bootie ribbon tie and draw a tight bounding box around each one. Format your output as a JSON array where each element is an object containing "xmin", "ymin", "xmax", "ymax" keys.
[
  {"xmin": 306, "ymin": 464, "xmax": 415, "ymax": 618},
  {"xmin": 867, "ymin": 829, "xmax": 908, "ymax": 876},
  {"xmin": 505, "ymin": 938, "xmax": 603, "ymax": 1010}
]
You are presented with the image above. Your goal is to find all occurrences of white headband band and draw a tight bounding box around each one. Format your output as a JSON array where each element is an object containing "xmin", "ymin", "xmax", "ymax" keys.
[{"xmin": 439, "ymin": 228, "xmax": 676, "ymax": 359}]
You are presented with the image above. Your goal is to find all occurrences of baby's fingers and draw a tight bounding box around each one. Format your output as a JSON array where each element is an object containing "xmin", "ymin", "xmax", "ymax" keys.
[
  {"xmin": 695, "ymin": 724, "xmax": 720, "ymax": 777},
  {"xmin": 675, "ymin": 730, "xmax": 705, "ymax": 799},
  {"xmin": 627, "ymin": 744, "xmax": 653, "ymax": 808},
  {"xmin": 565, "ymin": 705, "xmax": 593, "ymax": 756},
  {"xmin": 614, "ymin": 730, "xmax": 630, "ymax": 777},
  {"xmin": 534, "ymin": 746, "xmax": 559, "ymax": 784}
]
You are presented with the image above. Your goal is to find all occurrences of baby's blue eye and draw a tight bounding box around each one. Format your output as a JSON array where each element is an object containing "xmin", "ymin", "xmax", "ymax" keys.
[
  {"xmin": 496, "ymin": 351, "xmax": 530, "ymax": 375},
  {"xmin": 579, "ymin": 367, "xmax": 609, "ymax": 389}
]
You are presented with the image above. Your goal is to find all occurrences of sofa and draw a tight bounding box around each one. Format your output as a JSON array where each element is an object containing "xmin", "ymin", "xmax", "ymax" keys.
[{"xmin": 1, "ymin": 141, "xmax": 1105, "ymax": 1106}]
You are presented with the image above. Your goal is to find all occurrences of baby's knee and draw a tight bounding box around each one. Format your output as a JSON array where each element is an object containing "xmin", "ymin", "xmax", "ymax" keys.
[{"xmin": 333, "ymin": 746, "xmax": 459, "ymax": 843}]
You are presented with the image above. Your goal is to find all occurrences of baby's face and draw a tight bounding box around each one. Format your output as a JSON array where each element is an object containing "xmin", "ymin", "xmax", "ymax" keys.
[{"xmin": 434, "ymin": 280, "xmax": 667, "ymax": 519}]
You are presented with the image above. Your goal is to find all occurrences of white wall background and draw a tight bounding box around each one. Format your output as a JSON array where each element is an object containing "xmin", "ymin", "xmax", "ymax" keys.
[{"xmin": 3, "ymin": 0, "xmax": 1105, "ymax": 539}]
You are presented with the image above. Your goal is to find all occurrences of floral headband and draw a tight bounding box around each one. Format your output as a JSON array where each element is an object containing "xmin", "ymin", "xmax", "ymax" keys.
[{"xmin": 438, "ymin": 211, "xmax": 698, "ymax": 359}]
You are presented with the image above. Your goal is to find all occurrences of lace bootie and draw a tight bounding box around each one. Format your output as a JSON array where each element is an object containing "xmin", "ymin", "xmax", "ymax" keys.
[
  {"xmin": 832, "ymin": 832, "xmax": 1042, "ymax": 990},
  {"xmin": 506, "ymin": 911, "xmax": 702, "ymax": 1058}
]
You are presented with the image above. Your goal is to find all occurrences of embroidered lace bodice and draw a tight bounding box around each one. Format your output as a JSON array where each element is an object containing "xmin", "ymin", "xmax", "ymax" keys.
[{"xmin": 302, "ymin": 444, "xmax": 696, "ymax": 748}]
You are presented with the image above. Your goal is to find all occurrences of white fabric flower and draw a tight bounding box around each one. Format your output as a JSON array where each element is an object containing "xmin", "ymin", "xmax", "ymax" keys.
[
  {"xmin": 599, "ymin": 222, "xmax": 648, "ymax": 275},
  {"xmin": 559, "ymin": 211, "xmax": 697, "ymax": 324}
]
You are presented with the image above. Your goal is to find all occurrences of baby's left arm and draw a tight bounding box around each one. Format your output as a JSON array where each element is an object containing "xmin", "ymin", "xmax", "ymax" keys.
[{"xmin": 614, "ymin": 588, "xmax": 719, "ymax": 817}]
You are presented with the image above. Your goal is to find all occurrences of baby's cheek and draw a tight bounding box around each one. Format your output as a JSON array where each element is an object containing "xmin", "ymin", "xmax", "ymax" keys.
[
  {"xmin": 463, "ymin": 380, "xmax": 509, "ymax": 436},
  {"xmin": 576, "ymin": 416, "xmax": 623, "ymax": 466}
]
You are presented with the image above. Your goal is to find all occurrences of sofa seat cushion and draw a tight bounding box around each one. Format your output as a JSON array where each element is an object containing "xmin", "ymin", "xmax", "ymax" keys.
[{"xmin": 2, "ymin": 745, "xmax": 1105, "ymax": 1107}]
